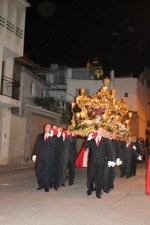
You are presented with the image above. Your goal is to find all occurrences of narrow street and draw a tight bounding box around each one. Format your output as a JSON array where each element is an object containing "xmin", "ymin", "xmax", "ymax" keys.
[{"xmin": 0, "ymin": 162, "xmax": 150, "ymax": 225}]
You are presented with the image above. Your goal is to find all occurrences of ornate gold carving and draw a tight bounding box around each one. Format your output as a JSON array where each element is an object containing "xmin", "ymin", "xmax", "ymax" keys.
[{"xmin": 68, "ymin": 79, "xmax": 131, "ymax": 139}]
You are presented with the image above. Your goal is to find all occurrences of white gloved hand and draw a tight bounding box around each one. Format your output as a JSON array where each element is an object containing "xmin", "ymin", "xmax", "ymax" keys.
[
  {"xmin": 49, "ymin": 130, "xmax": 53, "ymax": 137},
  {"xmin": 133, "ymin": 145, "xmax": 137, "ymax": 150},
  {"xmin": 57, "ymin": 130, "xmax": 61, "ymax": 138},
  {"xmin": 87, "ymin": 133, "xmax": 94, "ymax": 141},
  {"xmin": 62, "ymin": 133, "xmax": 65, "ymax": 141},
  {"xmin": 111, "ymin": 162, "xmax": 116, "ymax": 167},
  {"xmin": 138, "ymin": 155, "xmax": 142, "ymax": 161},
  {"xmin": 118, "ymin": 160, "xmax": 122, "ymax": 165},
  {"xmin": 32, "ymin": 155, "xmax": 36, "ymax": 162},
  {"xmin": 108, "ymin": 161, "xmax": 112, "ymax": 167},
  {"xmin": 116, "ymin": 158, "xmax": 120, "ymax": 166}
]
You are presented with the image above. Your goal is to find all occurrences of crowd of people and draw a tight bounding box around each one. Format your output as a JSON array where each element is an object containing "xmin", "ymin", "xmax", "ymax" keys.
[
  {"xmin": 32, "ymin": 123, "xmax": 76, "ymax": 192},
  {"xmin": 32, "ymin": 124, "xmax": 146, "ymax": 198},
  {"xmin": 76, "ymin": 127, "xmax": 143, "ymax": 198}
]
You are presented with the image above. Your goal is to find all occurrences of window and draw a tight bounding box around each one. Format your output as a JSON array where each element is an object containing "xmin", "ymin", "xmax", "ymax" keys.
[
  {"xmin": 1, "ymin": 61, "xmax": 5, "ymax": 76},
  {"xmin": 30, "ymin": 83, "xmax": 35, "ymax": 96},
  {"xmin": 147, "ymin": 121, "xmax": 150, "ymax": 127},
  {"xmin": 124, "ymin": 93, "xmax": 128, "ymax": 97}
]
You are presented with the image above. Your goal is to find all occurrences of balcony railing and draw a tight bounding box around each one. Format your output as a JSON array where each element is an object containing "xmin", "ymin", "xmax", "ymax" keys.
[{"xmin": 1, "ymin": 76, "xmax": 20, "ymax": 100}]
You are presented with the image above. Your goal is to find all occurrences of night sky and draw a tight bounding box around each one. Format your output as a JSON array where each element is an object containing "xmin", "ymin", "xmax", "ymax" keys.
[{"xmin": 24, "ymin": 0, "xmax": 150, "ymax": 78}]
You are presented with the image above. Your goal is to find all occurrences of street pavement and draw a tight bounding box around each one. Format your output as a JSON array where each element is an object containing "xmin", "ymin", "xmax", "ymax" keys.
[{"xmin": 0, "ymin": 162, "xmax": 150, "ymax": 225}]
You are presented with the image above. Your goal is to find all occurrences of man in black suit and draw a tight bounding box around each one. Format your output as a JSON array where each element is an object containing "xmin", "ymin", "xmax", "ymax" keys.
[
  {"xmin": 120, "ymin": 136, "xmax": 141, "ymax": 178},
  {"xmin": 102, "ymin": 129, "xmax": 116, "ymax": 193},
  {"xmin": 85, "ymin": 126, "xmax": 112, "ymax": 199},
  {"xmin": 60, "ymin": 131, "xmax": 76, "ymax": 186},
  {"xmin": 32, "ymin": 123, "xmax": 57, "ymax": 192},
  {"xmin": 53, "ymin": 127, "xmax": 64, "ymax": 190},
  {"xmin": 68, "ymin": 133, "xmax": 77, "ymax": 186},
  {"xmin": 130, "ymin": 135, "xmax": 141, "ymax": 176}
]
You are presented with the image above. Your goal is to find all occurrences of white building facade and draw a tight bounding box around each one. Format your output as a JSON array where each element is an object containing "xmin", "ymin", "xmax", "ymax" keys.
[{"xmin": 0, "ymin": 0, "xmax": 30, "ymax": 164}]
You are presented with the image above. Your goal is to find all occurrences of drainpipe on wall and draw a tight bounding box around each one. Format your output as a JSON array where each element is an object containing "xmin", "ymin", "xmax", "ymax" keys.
[{"xmin": 19, "ymin": 67, "xmax": 24, "ymax": 116}]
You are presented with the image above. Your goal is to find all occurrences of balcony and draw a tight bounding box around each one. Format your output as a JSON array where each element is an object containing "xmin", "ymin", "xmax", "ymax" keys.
[{"xmin": 0, "ymin": 76, "xmax": 20, "ymax": 108}]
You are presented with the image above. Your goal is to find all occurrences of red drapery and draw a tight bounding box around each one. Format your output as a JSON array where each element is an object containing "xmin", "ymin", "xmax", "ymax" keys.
[{"xmin": 145, "ymin": 156, "xmax": 150, "ymax": 195}]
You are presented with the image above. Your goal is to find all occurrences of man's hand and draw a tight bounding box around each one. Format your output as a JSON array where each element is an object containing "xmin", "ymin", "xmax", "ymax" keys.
[
  {"xmin": 49, "ymin": 130, "xmax": 53, "ymax": 137},
  {"xmin": 87, "ymin": 133, "xmax": 94, "ymax": 141},
  {"xmin": 133, "ymin": 145, "xmax": 137, "ymax": 150},
  {"xmin": 116, "ymin": 158, "xmax": 122, "ymax": 166},
  {"xmin": 118, "ymin": 160, "xmax": 122, "ymax": 165},
  {"xmin": 111, "ymin": 162, "xmax": 116, "ymax": 167},
  {"xmin": 108, "ymin": 161, "xmax": 112, "ymax": 167},
  {"xmin": 138, "ymin": 155, "xmax": 142, "ymax": 161},
  {"xmin": 32, "ymin": 155, "xmax": 36, "ymax": 162},
  {"xmin": 116, "ymin": 158, "xmax": 120, "ymax": 166}
]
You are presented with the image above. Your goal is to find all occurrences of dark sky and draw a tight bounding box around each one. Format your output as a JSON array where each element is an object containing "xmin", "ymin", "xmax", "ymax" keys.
[{"xmin": 24, "ymin": 0, "xmax": 150, "ymax": 78}]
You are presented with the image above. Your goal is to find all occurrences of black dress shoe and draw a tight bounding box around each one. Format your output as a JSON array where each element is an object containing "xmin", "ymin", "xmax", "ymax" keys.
[
  {"xmin": 104, "ymin": 190, "xmax": 109, "ymax": 193},
  {"xmin": 36, "ymin": 187, "xmax": 43, "ymax": 190},
  {"xmin": 120, "ymin": 175, "xmax": 124, "ymax": 178},
  {"xmin": 87, "ymin": 190, "xmax": 92, "ymax": 196},
  {"xmin": 96, "ymin": 194, "xmax": 101, "ymax": 198},
  {"xmin": 92, "ymin": 187, "xmax": 96, "ymax": 191},
  {"xmin": 61, "ymin": 184, "xmax": 65, "ymax": 187},
  {"xmin": 110, "ymin": 185, "xmax": 114, "ymax": 189},
  {"xmin": 44, "ymin": 188, "xmax": 49, "ymax": 192},
  {"xmin": 54, "ymin": 187, "xmax": 58, "ymax": 191},
  {"xmin": 68, "ymin": 182, "xmax": 74, "ymax": 186},
  {"xmin": 126, "ymin": 176, "xmax": 130, "ymax": 179}
]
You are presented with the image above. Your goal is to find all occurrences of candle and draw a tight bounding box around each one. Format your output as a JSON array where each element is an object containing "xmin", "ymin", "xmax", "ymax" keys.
[
  {"xmin": 128, "ymin": 112, "xmax": 132, "ymax": 118},
  {"xmin": 80, "ymin": 112, "xmax": 84, "ymax": 118},
  {"xmin": 71, "ymin": 102, "xmax": 76, "ymax": 108},
  {"xmin": 76, "ymin": 112, "xmax": 80, "ymax": 119}
]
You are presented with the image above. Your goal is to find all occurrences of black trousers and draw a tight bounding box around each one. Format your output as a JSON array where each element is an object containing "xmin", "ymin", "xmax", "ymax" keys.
[
  {"xmin": 130, "ymin": 155, "xmax": 137, "ymax": 176},
  {"xmin": 53, "ymin": 154, "xmax": 61, "ymax": 188},
  {"xmin": 36, "ymin": 160, "xmax": 54, "ymax": 189},
  {"xmin": 88, "ymin": 163, "xmax": 105, "ymax": 195},
  {"xmin": 120, "ymin": 157, "xmax": 132, "ymax": 177},
  {"xmin": 109, "ymin": 166, "xmax": 115, "ymax": 188},
  {"xmin": 68, "ymin": 159, "xmax": 75, "ymax": 184},
  {"xmin": 102, "ymin": 165, "xmax": 110, "ymax": 191}
]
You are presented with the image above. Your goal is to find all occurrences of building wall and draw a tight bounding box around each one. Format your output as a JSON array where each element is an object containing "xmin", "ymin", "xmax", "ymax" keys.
[
  {"xmin": 0, "ymin": 0, "xmax": 29, "ymax": 57},
  {"xmin": 111, "ymin": 78, "xmax": 137, "ymax": 112},
  {"xmin": 136, "ymin": 79, "xmax": 147, "ymax": 138},
  {"xmin": 8, "ymin": 114, "xmax": 26, "ymax": 164},
  {"xmin": 21, "ymin": 69, "xmax": 47, "ymax": 103},
  {"xmin": 129, "ymin": 112, "xmax": 139, "ymax": 137},
  {"xmin": 15, "ymin": 67, "xmax": 51, "ymax": 115},
  {"xmin": 0, "ymin": 0, "xmax": 29, "ymax": 89},
  {"xmin": 0, "ymin": 108, "xmax": 11, "ymax": 164}
]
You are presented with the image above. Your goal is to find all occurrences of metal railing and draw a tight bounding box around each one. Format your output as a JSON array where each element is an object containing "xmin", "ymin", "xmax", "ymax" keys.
[{"xmin": 1, "ymin": 75, "xmax": 20, "ymax": 100}]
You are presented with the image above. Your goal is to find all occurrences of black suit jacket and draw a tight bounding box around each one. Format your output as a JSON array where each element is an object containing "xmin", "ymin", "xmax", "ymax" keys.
[
  {"xmin": 121, "ymin": 142, "xmax": 138, "ymax": 160},
  {"xmin": 108, "ymin": 139, "xmax": 117, "ymax": 162},
  {"xmin": 33, "ymin": 133, "xmax": 57, "ymax": 162},
  {"xmin": 85, "ymin": 137, "xmax": 112, "ymax": 166}
]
